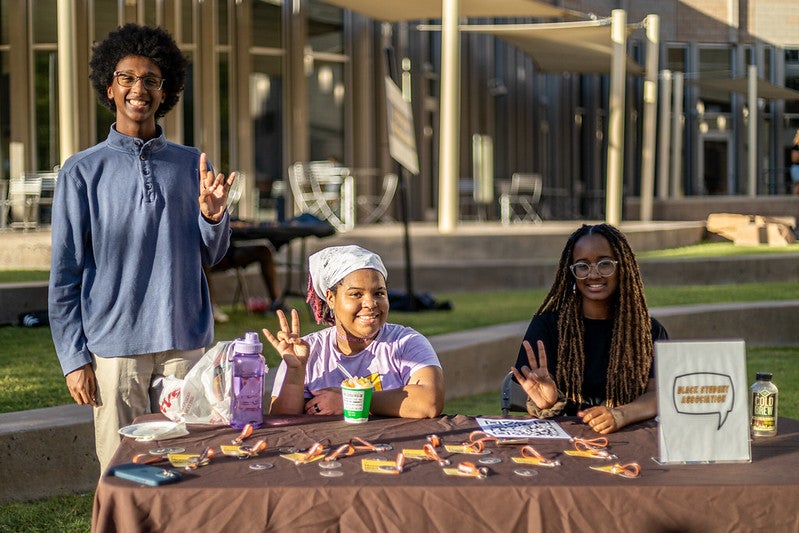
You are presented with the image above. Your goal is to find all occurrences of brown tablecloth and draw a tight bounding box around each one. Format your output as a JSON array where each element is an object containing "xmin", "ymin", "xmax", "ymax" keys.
[{"xmin": 92, "ymin": 415, "xmax": 799, "ymax": 532}]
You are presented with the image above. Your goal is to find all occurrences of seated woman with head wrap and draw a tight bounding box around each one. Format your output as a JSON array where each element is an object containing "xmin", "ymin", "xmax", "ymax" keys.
[{"xmin": 264, "ymin": 245, "xmax": 445, "ymax": 418}]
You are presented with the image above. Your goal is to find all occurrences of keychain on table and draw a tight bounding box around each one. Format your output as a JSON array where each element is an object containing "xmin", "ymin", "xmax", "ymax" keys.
[
  {"xmin": 350, "ymin": 437, "xmax": 393, "ymax": 453},
  {"xmin": 589, "ymin": 462, "xmax": 641, "ymax": 479},
  {"xmin": 564, "ymin": 437, "xmax": 616, "ymax": 460},
  {"xmin": 463, "ymin": 431, "xmax": 498, "ymax": 453},
  {"xmin": 572, "ymin": 436, "xmax": 609, "ymax": 451},
  {"xmin": 232, "ymin": 423, "xmax": 254, "ymax": 444},
  {"xmin": 186, "ymin": 447, "xmax": 215, "ymax": 469},
  {"xmin": 456, "ymin": 461, "xmax": 489, "ymax": 479},
  {"xmin": 512, "ymin": 445, "xmax": 560, "ymax": 467},
  {"xmin": 298, "ymin": 438, "xmax": 331, "ymax": 463},
  {"xmin": 422, "ymin": 443, "xmax": 451, "ymax": 466},
  {"xmin": 325, "ymin": 443, "xmax": 355, "ymax": 462},
  {"xmin": 238, "ymin": 439, "xmax": 267, "ymax": 458}
]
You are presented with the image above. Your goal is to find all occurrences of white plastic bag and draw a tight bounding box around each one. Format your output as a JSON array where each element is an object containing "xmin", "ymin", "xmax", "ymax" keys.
[{"xmin": 159, "ymin": 341, "xmax": 235, "ymax": 425}]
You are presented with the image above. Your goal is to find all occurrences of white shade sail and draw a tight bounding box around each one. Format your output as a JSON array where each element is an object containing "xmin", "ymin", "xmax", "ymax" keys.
[
  {"xmin": 320, "ymin": 0, "xmax": 577, "ymax": 22},
  {"xmin": 446, "ymin": 19, "xmax": 644, "ymax": 75}
]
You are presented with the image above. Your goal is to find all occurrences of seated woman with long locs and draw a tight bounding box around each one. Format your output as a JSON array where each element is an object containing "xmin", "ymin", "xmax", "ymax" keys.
[{"xmin": 512, "ymin": 224, "xmax": 668, "ymax": 434}]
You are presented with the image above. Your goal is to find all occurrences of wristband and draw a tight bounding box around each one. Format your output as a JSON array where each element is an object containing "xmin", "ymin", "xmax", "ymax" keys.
[{"xmin": 525, "ymin": 391, "xmax": 567, "ymax": 419}]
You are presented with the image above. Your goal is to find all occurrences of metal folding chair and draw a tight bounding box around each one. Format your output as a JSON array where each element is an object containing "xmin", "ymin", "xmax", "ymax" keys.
[{"xmin": 500, "ymin": 371, "xmax": 529, "ymax": 417}]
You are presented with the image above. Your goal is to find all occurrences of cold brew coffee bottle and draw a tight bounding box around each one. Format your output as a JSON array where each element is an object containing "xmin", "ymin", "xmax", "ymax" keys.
[{"xmin": 750, "ymin": 372, "xmax": 778, "ymax": 438}]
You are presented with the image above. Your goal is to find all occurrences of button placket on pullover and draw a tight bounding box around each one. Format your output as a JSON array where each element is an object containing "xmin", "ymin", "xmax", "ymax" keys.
[{"xmin": 135, "ymin": 140, "xmax": 156, "ymax": 203}]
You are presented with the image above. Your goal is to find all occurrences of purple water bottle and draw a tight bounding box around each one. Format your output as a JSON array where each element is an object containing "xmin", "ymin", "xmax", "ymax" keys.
[{"xmin": 230, "ymin": 332, "xmax": 267, "ymax": 429}]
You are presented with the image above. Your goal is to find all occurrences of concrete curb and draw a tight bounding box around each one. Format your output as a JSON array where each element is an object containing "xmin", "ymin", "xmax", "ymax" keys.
[{"xmin": 2, "ymin": 300, "xmax": 798, "ymax": 503}]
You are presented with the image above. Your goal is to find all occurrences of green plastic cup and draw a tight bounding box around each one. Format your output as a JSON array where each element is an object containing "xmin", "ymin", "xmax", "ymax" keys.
[{"xmin": 341, "ymin": 383, "xmax": 373, "ymax": 424}]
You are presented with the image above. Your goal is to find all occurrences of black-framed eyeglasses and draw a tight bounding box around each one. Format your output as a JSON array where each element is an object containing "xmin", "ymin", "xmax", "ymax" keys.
[
  {"xmin": 113, "ymin": 71, "xmax": 164, "ymax": 91},
  {"xmin": 569, "ymin": 259, "xmax": 618, "ymax": 279}
]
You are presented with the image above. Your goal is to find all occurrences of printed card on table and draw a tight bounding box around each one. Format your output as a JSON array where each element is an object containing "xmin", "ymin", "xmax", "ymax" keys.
[
  {"xmin": 655, "ymin": 339, "xmax": 751, "ymax": 464},
  {"xmin": 475, "ymin": 417, "xmax": 571, "ymax": 440}
]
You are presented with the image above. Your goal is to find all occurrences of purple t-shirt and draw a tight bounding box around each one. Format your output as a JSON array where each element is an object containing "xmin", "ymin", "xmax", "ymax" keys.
[{"xmin": 270, "ymin": 323, "xmax": 441, "ymax": 399}]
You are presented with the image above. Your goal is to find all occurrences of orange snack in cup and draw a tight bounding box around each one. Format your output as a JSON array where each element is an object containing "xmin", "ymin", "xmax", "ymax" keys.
[{"xmin": 342, "ymin": 376, "xmax": 372, "ymax": 389}]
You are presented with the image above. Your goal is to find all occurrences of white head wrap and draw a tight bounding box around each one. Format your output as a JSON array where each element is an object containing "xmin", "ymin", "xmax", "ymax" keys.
[{"xmin": 308, "ymin": 245, "xmax": 388, "ymax": 298}]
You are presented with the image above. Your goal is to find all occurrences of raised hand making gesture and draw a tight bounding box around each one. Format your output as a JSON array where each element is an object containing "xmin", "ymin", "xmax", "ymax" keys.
[
  {"xmin": 511, "ymin": 340, "xmax": 560, "ymax": 410},
  {"xmin": 263, "ymin": 309, "xmax": 309, "ymax": 370},
  {"xmin": 198, "ymin": 152, "xmax": 236, "ymax": 223},
  {"xmin": 263, "ymin": 309, "xmax": 311, "ymax": 415}
]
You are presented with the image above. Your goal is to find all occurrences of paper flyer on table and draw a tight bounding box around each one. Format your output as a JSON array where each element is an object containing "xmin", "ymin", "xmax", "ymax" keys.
[{"xmin": 475, "ymin": 417, "xmax": 571, "ymax": 439}]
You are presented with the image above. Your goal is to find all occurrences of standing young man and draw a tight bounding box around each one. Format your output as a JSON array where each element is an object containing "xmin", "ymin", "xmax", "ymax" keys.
[{"xmin": 48, "ymin": 23, "xmax": 235, "ymax": 472}]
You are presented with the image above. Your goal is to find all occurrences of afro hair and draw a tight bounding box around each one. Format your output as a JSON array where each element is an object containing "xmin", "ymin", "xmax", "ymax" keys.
[{"xmin": 89, "ymin": 23, "xmax": 188, "ymax": 119}]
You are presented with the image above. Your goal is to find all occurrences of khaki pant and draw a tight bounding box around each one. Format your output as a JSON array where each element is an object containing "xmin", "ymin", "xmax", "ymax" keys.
[{"xmin": 92, "ymin": 348, "xmax": 204, "ymax": 473}]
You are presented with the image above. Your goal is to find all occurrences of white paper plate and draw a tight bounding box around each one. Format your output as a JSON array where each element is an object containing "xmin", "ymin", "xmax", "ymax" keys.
[{"xmin": 118, "ymin": 421, "xmax": 181, "ymax": 441}]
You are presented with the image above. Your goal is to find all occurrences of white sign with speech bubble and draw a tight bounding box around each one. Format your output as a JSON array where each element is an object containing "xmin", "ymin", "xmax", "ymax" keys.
[{"xmin": 655, "ymin": 340, "xmax": 751, "ymax": 464}]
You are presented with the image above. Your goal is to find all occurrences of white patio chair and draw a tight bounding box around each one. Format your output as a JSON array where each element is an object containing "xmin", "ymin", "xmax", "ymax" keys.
[
  {"xmin": 9, "ymin": 175, "xmax": 43, "ymax": 230},
  {"xmin": 288, "ymin": 161, "xmax": 353, "ymax": 232},
  {"xmin": 499, "ymin": 172, "xmax": 543, "ymax": 225},
  {"xmin": 356, "ymin": 172, "xmax": 398, "ymax": 224}
]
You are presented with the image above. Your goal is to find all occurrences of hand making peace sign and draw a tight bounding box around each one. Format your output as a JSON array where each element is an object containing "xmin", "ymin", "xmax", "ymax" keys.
[
  {"xmin": 263, "ymin": 309, "xmax": 310, "ymax": 371},
  {"xmin": 511, "ymin": 339, "xmax": 561, "ymax": 410}
]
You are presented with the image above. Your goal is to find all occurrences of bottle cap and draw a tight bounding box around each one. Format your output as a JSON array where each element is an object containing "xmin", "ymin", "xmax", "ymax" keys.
[
  {"xmin": 755, "ymin": 372, "xmax": 772, "ymax": 381},
  {"xmin": 235, "ymin": 331, "xmax": 263, "ymax": 354}
]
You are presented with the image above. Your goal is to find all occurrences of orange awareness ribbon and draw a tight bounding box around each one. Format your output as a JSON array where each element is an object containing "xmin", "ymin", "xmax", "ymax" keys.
[
  {"xmin": 572, "ymin": 436, "xmax": 609, "ymax": 451},
  {"xmin": 456, "ymin": 461, "xmax": 488, "ymax": 478},
  {"xmin": 520, "ymin": 445, "xmax": 560, "ymax": 467},
  {"xmin": 325, "ymin": 443, "xmax": 355, "ymax": 462},
  {"xmin": 187, "ymin": 447, "xmax": 214, "ymax": 469},
  {"xmin": 422, "ymin": 443, "xmax": 451, "ymax": 466},
  {"xmin": 239, "ymin": 439, "xmax": 267, "ymax": 457},
  {"xmin": 395, "ymin": 453, "xmax": 406, "ymax": 473},
  {"xmin": 463, "ymin": 431, "xmax": 498, "ymax": 453},
  {"xmin": 232, "ymin": 423, "xmax": 254, "ymax": 444},
  {"xmin": 132, "ymin": 454, "xmax": 163, "ymax": 465},
  {"xmin": 301, "ymin": 438, "xmax": 331, "ymax": 461},
  {"xmin": 350, "ymin": 437, "xmax": 391, "ymax": 453},
  {"xmin": 590, "ymin": 462, "xmax": 641, "ymax": 479}
]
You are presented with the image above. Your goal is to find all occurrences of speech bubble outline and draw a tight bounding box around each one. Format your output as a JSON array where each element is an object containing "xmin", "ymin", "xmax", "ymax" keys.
[{"xmin": 672, "ymin": 372, "xmax": 735, "ymax": 429}]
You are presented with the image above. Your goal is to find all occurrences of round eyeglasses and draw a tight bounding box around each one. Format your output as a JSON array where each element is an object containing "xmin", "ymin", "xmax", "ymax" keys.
[
  {"xmin": 113, "ymin": 71, "xmax": 164, "ymax": 91},
  {"xmin": 569, "ymin": 259, "xmax": 618, "ymax": 280}
]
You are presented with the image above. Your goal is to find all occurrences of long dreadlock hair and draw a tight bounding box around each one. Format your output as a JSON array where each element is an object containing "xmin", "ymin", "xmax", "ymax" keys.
[{"xmin": 536, "ymin": 224, "xmax": 653, "ymax": 408}]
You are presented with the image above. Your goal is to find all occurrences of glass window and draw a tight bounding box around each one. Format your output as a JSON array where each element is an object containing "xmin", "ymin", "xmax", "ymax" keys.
[
  {"xmin": 666, "ymin": 46, "xmax": 686, "ymax": 73},
  {"xmin": 144, "ymin": 0, "xmax": 158, "ymax": 27},
  {"xmin": 307, "ymin": 0, "xmax": 345, "ymax": 162},
  {"xmin": 308, "ymin": 60, "xmax": 344, "ymax": 161},
  {"xmin": 0, "ymin": 0, "xmax": 8, "ymax": 45},
  {"xmin": 218, "ymin": 0, "xmax": 229, "ymax": 46},
  {"xmin": 308, "ymin": 1, "xmax": 343, "ymax": 55},
  {"xmin": 182, "ymin": 0, "xmax": 194, "ymax": 44},
  {"xmin": 183, "ymin": 61, "xmax": 195, "ymax": 148},
  {"xmin": 94, "ymin": 0, "xmax": 119, "ymax": 55},
  {"xmin": 785, "ymin": 49, "xmax": 799, "ymax": 115},
  {"xmin": 252, "ymin": 54, "xmax": 283, "ymax": 194},
  {"xmin": 32, "ymin": 0, "xmax": 58, "ymax": 44},
  {"xmin": 218, "ymin": 54, "xmax": 230, "ymax": 170},
  {"xmin": 33, "ymin": 50, "xmax": 59, "ymax": 170},
  {"xmin": 698, "ymin": 46, "xmax": 732, "ymax": 113},
  {"xmin": 252, "ymin": 0, "xmax": 282, "ymax": 49},
  {"xmin": 1, "ymin": 51, "xmax": 8, "ymax": 180}
]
